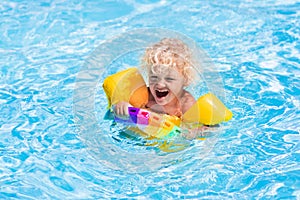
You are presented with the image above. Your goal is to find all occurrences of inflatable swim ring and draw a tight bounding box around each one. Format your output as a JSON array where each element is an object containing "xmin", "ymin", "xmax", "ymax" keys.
[{"xmin": 102, "ymin": 67, "xmax": 233, "ymax": 139}]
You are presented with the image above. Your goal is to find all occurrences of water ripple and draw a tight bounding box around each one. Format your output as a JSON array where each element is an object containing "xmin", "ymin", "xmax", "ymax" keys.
[{"xmin": 0, "ymin": 0, "xmax": 299, "ymax": 199}]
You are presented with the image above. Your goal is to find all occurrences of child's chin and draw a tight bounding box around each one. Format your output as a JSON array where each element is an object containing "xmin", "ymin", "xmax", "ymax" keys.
[{"xmin": 155, "ymin": 97, "xmax": 169, "ymax": 105}]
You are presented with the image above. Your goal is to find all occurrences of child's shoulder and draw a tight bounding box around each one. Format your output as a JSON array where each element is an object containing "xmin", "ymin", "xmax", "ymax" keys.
[
  {"xmin": 181, "ymin": 90, "xmax": 196, "ymax": 113},
  {"xmin": 182, "ymin": 90, "xmax": 195, "ymax": 100}
]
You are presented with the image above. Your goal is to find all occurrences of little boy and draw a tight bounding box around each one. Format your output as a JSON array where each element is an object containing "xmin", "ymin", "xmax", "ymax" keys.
[{"xmin": 113, "ymin": 38, "xmax": 196, "ymax": 119}]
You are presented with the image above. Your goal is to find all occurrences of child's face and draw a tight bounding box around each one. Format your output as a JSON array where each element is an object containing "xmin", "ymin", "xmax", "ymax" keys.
[{"xmin": 148, "ymin": 67, "xmax": 186, "ymax": 106}]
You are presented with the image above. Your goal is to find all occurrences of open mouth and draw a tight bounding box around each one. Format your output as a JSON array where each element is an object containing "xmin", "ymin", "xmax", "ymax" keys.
[{"xmin": 155, "ymin": 90, "xmax": 169, "ymax": 98}]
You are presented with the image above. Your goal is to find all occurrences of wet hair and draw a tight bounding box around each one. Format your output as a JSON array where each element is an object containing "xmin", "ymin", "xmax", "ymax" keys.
[{"xmin": 142, "ymin": 38, "xmax": 195, "ymax": 85}]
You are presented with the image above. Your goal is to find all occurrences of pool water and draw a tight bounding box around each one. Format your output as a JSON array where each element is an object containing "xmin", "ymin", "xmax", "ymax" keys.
[{"xmin": 1, "ymin": 0, "xmax": 299, "ymax": 199}]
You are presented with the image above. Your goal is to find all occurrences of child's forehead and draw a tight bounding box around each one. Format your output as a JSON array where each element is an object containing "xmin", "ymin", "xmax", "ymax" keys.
[{"xmin": 149, "ymin": 65, "xmax": 182, "ymax": 76}]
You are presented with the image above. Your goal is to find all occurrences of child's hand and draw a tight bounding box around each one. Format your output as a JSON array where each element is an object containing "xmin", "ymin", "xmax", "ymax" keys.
[{"xmin": 113, "ymin": 101, "xmax": 132, "ymax": 117}]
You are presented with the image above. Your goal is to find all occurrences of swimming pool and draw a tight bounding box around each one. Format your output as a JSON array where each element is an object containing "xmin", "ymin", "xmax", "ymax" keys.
[{"xmin": 1, "ymin": 0, "xmax": 299, "ymax": 199}]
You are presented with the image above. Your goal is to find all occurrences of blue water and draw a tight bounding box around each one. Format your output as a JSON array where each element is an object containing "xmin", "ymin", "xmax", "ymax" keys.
[{"xmin": 1, "ymin": 0, "xmax": 299, "ymax": 199}]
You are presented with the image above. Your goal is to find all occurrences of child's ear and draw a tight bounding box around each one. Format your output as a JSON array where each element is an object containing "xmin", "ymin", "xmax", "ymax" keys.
[{"xmin": 183, "ymin": 79, "xmax": 189, "ymax": 86}]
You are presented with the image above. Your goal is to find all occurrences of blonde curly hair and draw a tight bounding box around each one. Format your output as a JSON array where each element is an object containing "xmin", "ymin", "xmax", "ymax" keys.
[{"xmin": 142, "ymin": 38, "xmax": 195, "ymax": 85}]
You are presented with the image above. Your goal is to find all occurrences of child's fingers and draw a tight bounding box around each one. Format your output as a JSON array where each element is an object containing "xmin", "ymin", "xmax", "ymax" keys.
[
  {"xmin": 113, "ymin": 102, "xmax": 130, "ymax": 117},
  {"xmin": 121, "ymin": 105, "xmax": 128, "ymax": 116}
]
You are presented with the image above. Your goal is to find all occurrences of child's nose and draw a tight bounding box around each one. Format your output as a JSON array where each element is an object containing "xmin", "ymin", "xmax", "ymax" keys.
[{"xmin": 157, "ymin": 79, "xmax": 166, "ymax": 87}]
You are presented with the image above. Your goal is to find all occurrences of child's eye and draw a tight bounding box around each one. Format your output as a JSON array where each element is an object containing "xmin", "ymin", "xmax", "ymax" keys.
[
  {"xmin": 150, "ymin": 76, "xmax": 158, "ymax": 81},
  {"xmin": 165, "ymin": 77, "xmax": 175, "ymax": 82}
]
